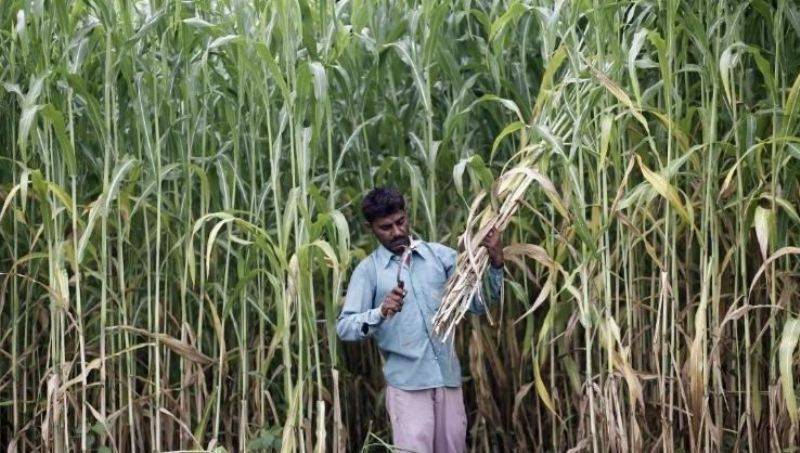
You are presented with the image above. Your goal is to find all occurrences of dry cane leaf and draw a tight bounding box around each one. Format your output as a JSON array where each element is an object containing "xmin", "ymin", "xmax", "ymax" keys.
[{"xmin": 110, "ymin": 326, "xmax": 213, "ymax": 365}]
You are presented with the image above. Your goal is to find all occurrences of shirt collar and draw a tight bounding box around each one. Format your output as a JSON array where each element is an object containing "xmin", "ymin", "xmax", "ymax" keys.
[{"xmin": 376, "ymin": 241, "xmax": 427, "ymax": 269}]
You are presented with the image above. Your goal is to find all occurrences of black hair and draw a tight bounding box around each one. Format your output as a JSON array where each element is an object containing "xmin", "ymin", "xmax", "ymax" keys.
[{"xmin": 361, "ymin": 187, "xmax": 405, "ymax": 223}]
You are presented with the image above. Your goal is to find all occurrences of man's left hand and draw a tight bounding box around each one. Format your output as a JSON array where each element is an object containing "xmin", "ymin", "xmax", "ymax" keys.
[{"xmin": 482, "ymin": 227, "xmax": 504, "ymax": 268}]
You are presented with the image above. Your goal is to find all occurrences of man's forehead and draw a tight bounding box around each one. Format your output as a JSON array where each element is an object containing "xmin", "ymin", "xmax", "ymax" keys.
[{"xmin": 374, "ymin": 210, "xmax": 405, "ymax": 225}]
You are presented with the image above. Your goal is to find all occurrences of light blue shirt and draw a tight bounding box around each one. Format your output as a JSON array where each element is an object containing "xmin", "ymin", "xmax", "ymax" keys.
[{"xmin": 336, "ymin": 241, "xmax": 503, "ymax": 390}]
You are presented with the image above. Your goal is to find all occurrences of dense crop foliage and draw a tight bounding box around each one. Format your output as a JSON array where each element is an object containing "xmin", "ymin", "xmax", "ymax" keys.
[{"xmin": 2, "ymin": 0, "xmax": 800, "ymax": 451}]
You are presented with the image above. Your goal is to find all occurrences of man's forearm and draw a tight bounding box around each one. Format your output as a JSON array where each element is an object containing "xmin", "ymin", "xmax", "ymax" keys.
[
  {"xmin": 468, "ymin": 264, "xmax": 504, "ymax": 314},
  {"xmin": 336, "ymin": 307, "xmax": 384, "ymax": 341}
]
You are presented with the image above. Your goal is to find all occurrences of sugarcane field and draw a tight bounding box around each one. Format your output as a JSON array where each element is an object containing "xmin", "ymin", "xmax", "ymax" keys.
[{"xmin": 3, "ymin": 0, "xmax": 800, "ymax": 451}]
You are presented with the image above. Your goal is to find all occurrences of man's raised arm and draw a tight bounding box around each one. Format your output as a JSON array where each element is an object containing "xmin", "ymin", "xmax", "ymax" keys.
[{"xmin": 435, "ymin": 243, "xmax": 503, "ymax": 315}]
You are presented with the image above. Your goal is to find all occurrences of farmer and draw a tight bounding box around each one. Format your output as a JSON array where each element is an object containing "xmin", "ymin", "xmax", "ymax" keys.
[{"xmin": 336, "ymin": 187, "xmax": 504, "ymax": 453}]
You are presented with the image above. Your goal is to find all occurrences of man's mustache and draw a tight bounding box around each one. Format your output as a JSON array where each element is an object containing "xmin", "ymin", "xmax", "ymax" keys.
[{"xmin": 391, "ymin": 237, "xmax": 410, "ymax": 247}]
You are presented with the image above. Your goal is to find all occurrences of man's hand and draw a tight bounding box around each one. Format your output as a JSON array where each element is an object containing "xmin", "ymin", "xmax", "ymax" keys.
[
  {"xmin": 482, "ymin": 227, "xmax": 504, "ymax": 268},
  {"xmin": 380, "ymin": 285, "xmax": 406, "ymax": 318}
]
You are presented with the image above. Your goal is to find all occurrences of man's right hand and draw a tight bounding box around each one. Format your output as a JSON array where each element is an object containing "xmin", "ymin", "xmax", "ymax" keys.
[{"xmin": 380, "ymin": 285, "xmax": 405, "ymax": 318}]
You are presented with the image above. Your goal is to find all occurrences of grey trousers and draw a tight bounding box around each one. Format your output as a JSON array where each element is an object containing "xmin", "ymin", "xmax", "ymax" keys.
[{"xmin": 385, "ymin": 385, "xmax": 467, "ymax": 453}]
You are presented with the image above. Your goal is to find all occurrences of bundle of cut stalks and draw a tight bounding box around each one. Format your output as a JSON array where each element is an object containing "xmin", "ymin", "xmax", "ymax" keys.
[
  {"xmin": 432, "ymin": 48, "xmax": 582, "ymax": 340},
  {"xmin": 432, "ymin": 166, "xmax": 566, "ymax": 340}
]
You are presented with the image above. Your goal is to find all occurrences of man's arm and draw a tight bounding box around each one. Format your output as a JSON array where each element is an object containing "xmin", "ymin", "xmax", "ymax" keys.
[
  {"xmin": 436, "ymin": 232, "xmax": 504, "ymax": 315},
  {"xmin": 336, "ymin": 260, "xmax": 383, "ymax": 341},
  {"xmin": 336, "ymin": 260, "xmax": 384, "ymax": 341},
  {"xmin": 473, "ymin": 264, "xmax": 504, "ymax": 314},
  {"xmin": 472, "ymin": 227, "xmax": 504, "ymax": 314}
]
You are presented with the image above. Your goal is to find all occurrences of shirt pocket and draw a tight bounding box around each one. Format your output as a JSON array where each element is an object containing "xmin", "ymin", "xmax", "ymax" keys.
[{"xmin": 416, "ymin": 264, "xmax": 448, "ymax": 311}]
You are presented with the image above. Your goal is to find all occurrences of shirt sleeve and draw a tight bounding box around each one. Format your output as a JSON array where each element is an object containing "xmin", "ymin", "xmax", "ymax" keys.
[
  {"xmin": 336, "ymin": 259, "xmax": 384, "ymax": 341},
  {"xmin": 472, "ymin": 264, "xmax": 504, "ymax": 314},
  {"xmin": 436, "ymin": 243, "xmax": 503, "ymax": 315}
]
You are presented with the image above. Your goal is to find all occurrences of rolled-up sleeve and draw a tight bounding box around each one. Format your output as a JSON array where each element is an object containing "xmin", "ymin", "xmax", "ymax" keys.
[
  {"xmin": 436, "ymin": 244, "xmax": 503, "ymax": 315},
  {"xmin": 337, "ymin": 260, "xmax": 384, "ymax": 341}
]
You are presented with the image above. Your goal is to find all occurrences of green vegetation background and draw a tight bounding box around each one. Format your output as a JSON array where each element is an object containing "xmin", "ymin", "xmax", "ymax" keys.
[{"xmin": 2, "ymin": 0, "xmax": 800, "ymax": 451}]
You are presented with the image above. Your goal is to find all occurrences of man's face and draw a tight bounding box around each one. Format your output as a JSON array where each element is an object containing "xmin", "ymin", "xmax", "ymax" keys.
[{"xmin": 368, "ymin": 210, "xmax": 410, "ymax": 255}]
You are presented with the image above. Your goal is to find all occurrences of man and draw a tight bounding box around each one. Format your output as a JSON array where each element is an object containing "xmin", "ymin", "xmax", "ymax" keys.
[{"xmin": 337, "ymin": 187, "xmax": 504, "ymax": 453}]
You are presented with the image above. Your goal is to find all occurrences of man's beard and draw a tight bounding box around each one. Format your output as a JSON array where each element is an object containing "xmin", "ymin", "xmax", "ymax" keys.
[{"xmin": 390, "ymin": 236, "xmax": 410, "ymax": 250}]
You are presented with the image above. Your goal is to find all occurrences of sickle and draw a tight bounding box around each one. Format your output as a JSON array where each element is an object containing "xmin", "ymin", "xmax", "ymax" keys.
[{"xmin": 396, "ymin": 236, "xmax": 418, "ymax": 292}]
